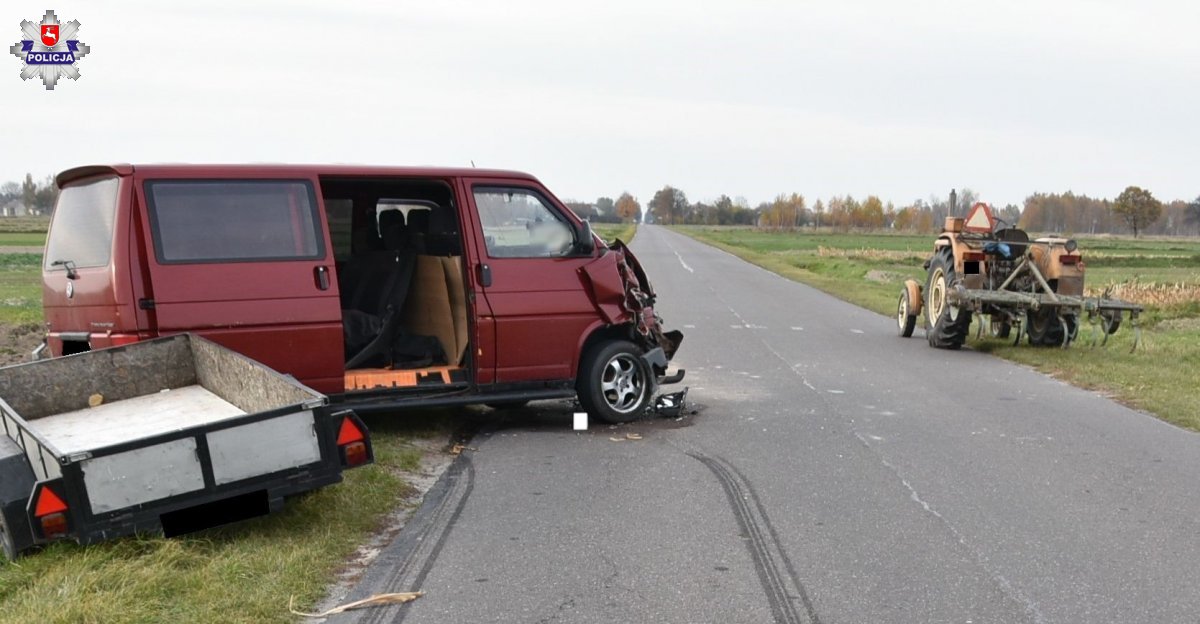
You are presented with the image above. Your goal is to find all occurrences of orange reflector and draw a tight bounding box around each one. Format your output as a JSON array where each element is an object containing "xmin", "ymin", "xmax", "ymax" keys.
[
  {"xmin": 337, "ymin": 418, "xmax": 364, "ymax": 445},
  {"xmin": 342, "ymin": 441, "xmax": 368, "ymax": 467},
  {"xmin": 962, "ymin": 251, "xmax": 986, "ymax": 262},
  {"xmin": 41, "ymin": 512, "xmax": 68, "ymax": 539},
  {"xmin": 1060, "ymin": 255, "xmax": 1080, "ymax": 265},
  {"xmin": 34, "ymin": 486, "xmax": 67, "ymax": 517}
]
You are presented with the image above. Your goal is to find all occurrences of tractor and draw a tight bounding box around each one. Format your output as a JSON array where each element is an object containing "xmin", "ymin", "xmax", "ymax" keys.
[{"xmin": 896, "ymin": 196, "xmax": 1143, "ymax": 350}]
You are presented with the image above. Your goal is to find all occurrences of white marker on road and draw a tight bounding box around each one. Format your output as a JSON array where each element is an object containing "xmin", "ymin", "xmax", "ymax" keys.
[{"xmin": 573, "ymin": 412, "xmax": 588, "ymax": 431}]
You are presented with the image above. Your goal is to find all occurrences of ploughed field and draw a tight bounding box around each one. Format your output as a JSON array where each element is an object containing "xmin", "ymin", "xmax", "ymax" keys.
[{"xmin": 676, "ymin": 226, "xmax": 1200, "ymax": 431}]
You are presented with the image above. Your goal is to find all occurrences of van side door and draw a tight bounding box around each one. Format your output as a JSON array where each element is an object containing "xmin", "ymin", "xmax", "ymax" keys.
[
  {"xmin": 134, "ymin": 175, "xmax": 344, "ymax": 394},
  {"xmin": 462, "ymin": 178, "xmax": 599, "ymax": 383}
]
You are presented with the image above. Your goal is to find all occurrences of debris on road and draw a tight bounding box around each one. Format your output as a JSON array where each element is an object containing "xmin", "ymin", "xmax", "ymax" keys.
[
  {"xmin": 449, "ymin": 443, "xmax": 477, "ymax": 455},
  {"xmin": 653, "ymin": 388, "xmax": 689, "ymax": 418},
  {"xmin": 289, "ymin": 592, "xmax": 424, "ymax": 618}
]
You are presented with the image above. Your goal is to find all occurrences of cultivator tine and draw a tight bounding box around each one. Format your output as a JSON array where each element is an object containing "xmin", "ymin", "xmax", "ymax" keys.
[
  {"xmin": 1130, "ymin": 314, "xmax": 1141, "ymax": 353},
  {"xmin": 1058, "ymin": 315, "xmax": 1071, "ymax": 349},
  {"xmin": 1013, "ymin": 320, "xmax": 1023, "ymax": 347}
]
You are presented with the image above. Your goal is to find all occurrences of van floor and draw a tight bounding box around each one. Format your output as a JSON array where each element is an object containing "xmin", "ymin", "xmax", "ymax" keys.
[{"xmin": 344, "ymin": 365, "xmax": 466, "ymax": 392}]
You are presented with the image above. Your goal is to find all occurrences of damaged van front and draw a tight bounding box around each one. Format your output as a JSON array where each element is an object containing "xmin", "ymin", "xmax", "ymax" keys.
[{"xmin": 578, "ymin": 235, "xmax": 684, "ymax": 418}]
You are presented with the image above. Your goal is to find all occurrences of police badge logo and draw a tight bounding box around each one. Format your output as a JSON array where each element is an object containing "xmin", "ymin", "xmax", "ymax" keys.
[{"xmin": 10, "ymin": 10, "xmax": 89, "ymax": 90}]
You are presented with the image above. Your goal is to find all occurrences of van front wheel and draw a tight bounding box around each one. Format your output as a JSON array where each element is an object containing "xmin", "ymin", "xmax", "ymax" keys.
[{"xmin": 578, "ymin": 340, "xmax": 652, "ymax": 424}]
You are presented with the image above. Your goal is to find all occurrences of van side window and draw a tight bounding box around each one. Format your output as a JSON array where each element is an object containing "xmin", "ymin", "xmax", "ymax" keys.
[
  {"xmin": 473, "ymin": 187, "xmax": 574, "ymax": 258},
  {"xmin": 145, "ymin": 181, "xmax": 324, "ymax": 263}
]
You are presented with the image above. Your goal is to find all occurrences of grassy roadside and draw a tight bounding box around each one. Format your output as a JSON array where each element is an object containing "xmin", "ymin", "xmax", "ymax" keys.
[
  {"xmin": 593, "ymin": 222, "xmax": 637, "ymax": 245},
  {"xmin": 675, "ymin": 226, "xmax": 1200, "ymax": 431},
  {"xmin": 0, "ymin": 414, "xmax": 459, "ymax": 624}
]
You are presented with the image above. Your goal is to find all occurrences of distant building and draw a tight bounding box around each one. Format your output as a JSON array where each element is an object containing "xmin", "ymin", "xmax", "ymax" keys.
[{"xmin": 0, "ymin": 200, "xmax": 28, "ymax": 217}]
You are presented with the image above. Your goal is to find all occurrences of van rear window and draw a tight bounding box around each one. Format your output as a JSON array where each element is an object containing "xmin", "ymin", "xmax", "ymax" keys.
[
  {"xmin": 44, "ymin": 176, "xmax": 119, "ymax": 271},
  {"xmin": 145, "ymin": 181, "xmax": 324, "ymax": 263}
]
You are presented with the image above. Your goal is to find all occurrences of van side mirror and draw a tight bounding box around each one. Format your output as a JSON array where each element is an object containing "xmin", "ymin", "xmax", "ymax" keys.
[{"xmin": 574, "ymin": 220, "xmax": 596, "ymax": 255}]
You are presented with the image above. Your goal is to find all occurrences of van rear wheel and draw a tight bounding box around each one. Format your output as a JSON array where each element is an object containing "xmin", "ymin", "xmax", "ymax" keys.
[{"xmin": 578, "ymin": 340, "xmax": 652, "ymax": 424}]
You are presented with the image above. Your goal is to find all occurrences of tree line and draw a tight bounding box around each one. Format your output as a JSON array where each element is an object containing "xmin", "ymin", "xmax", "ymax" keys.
[
  {"xmin": 9, "ymin": 171, "xmax": 1197, "ymax": 238},
  {"xmin": 594, "ymin": 184, "xmax": 1200, "ymax": 238}
]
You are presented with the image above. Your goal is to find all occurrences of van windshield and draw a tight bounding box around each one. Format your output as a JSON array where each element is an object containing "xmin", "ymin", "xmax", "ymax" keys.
[{"xmin": 44, "ymin": 176, "xmax": 120, "ymax": 271}]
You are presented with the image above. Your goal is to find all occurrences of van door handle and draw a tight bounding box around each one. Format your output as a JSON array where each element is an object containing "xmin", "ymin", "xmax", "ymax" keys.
[
  {"xmin": 314, "ymin": 266, "xmax": 330, "ymax": 291},
  {"xmin": 477, "ymin": 263, "xmax": 492, "ymax": 287}
]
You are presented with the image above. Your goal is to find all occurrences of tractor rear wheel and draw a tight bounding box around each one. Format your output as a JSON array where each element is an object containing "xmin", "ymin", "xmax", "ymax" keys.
[{"xmin": 924, "ymin": 249, "xmax": 972, "ymax": 349}]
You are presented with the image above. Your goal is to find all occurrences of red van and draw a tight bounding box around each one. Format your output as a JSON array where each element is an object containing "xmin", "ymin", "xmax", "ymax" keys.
[{"xmin": 39, "ymin": 165, "xmax": 682, "ymax": 423}]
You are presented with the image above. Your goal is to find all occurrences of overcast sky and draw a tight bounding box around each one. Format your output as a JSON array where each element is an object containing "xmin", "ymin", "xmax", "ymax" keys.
[{"xmin": 3, "ymin": 0, "xmax": 1198, "ymax": 208}]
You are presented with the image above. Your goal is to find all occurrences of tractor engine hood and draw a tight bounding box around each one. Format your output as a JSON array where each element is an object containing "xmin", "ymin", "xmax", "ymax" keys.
[{"xmin": 579, "ymin": 240, "xmax": 682, "ymax": 361}]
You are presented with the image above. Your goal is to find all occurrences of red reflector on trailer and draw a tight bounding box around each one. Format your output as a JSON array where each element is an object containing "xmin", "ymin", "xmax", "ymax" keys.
[
  {"xmin": 41, "ymin": 512, "xmax": 68, "ymax": 539},
  {"xmin": 34, "ymin": 486, "xmax": 67, "ymax": 517},
  {"xmin": 337, "ymin": 418, "xmax": 364, "ymax": 445},
  {"xmin": 1060, "ymin": 255, "xmax": 1080, "ymax": 265},
  {"xmin": 342, "ymin": 441, "xmax": 368, "ymax": 467}
]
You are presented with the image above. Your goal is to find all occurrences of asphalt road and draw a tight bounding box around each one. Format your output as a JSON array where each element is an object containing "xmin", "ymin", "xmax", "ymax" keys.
[{"xmin": 335, "ymin": 225, "xmax": 1200, "ymax": 624}]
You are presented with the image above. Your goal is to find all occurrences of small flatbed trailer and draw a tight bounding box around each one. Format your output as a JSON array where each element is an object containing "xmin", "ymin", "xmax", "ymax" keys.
[{"xmin": 0, "ymin": 334, "xmax": 373, "ymax": 560}]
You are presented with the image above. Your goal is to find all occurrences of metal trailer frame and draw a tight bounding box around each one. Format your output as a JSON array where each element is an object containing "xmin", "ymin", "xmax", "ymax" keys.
[
  {"xmin": 0, "ymin": 334, "xmax": 373, "ymax": 559},
  {"xmin": 943, "ymin": 252, "xmax": 1145, "ymax": 351}
]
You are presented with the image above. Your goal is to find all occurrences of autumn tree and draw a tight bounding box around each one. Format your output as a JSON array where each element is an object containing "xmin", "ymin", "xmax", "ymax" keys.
[
  {"xmin": 1112, "ymin": 186, "xmax": 1162, "ymax": 238},
  {"xmin": 614, "ymin": 192, "xmax": 641, "ymax": 223},
  {"xmin": 811, "ymin": 199, "xmax": 824, "ymax": 228},
  {"xmin": 859, "ymin": 195, "xmax": 885, "ymax": 229},
  {"xmin": 648, "ymin": 185, "xmax": 687, "ymax": 225},
  {"xmin": 595, "ymin": 196, "xmax": 614, "ymax": 216},
  {"xmin": 1186, "ymin": 196, "xmax": 1200, "ymax": 228}
]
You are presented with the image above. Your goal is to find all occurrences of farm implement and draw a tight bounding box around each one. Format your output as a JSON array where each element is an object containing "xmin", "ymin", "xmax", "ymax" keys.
[{"xmin": 896, "ymin": 198, "xmax": 1144, "ymax": 351}]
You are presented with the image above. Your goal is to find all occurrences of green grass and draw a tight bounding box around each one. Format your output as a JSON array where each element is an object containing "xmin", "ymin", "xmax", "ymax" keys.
[
  {"xmin": 0, "ymin": 254, "xmax": 42, "ymax": 324},
  {"xmin": 593, "ymin": 222, "xmax": 637, "ymax": 244},
  {"xmin": 676, "ymin": 226, "xmax": 1200, "ymax": 431},
  {"xmin": 0, "ymin": 233, "xmax": 44, "ymax": 248},
  {"xmin": 0, "ymin": 412, "xmax": 459, "ymax": 624}
]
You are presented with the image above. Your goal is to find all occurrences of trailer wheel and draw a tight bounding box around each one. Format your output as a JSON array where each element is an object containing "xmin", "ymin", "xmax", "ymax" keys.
[
  {"xmin": 577, "ymin": 340, "xmax": 652, "ymax": 424},
  {"xmin": 1101, "ymin": 311, "xmax": 1121, "ymax": 335},
  {"xmin": 0, "ymin": 515, "xmax": 16, "ymax": 562},
  {"xmin": 924, "ymin": 249, "xmax": 972, "ymax": 349},
  {"xmin": 1027, "ymin": 310, "xmax": 1076, "ymax": 346},
  {"xmin": 896, "ymin": 289, "xmax": 917, "ymax": 337}
]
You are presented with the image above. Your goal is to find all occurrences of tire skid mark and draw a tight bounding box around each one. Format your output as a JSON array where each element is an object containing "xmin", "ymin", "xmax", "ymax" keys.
[
  {"xmin": 337, "ymin": 456, "xmax": 476, "ymax": 624},
  {"xmin": 688, "ymin": 451, "xmax": 820, "ymax": 624}
]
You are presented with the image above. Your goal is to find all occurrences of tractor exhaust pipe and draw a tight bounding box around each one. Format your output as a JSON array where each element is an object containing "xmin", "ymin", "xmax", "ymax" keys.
[{"xmin": 949, "ymin": 188, "xmax": 957, "ymax": 216}]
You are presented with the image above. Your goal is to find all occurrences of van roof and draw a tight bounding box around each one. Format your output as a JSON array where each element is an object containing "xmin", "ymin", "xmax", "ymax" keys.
[{"xmin": 56, "ymin": 164, "xmax": 539, "ymax": 188}]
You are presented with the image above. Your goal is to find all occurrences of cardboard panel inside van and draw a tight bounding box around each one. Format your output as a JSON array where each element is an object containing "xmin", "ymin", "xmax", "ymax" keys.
[{"xmin": 401, "ymin": 255, "xmax": 468, "ymax": 366}]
